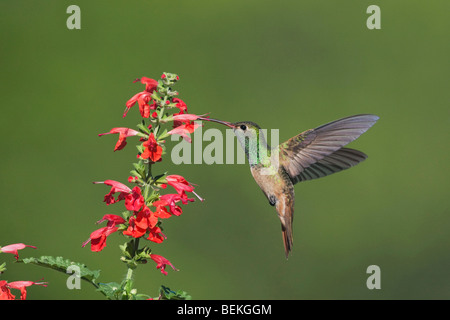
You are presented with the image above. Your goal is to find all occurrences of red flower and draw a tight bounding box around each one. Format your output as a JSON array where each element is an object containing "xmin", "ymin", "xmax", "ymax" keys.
[
  {"xmin": 140, "ymin": 133, "xmax": 163, "ymax": 162},
  {"xmin": 96, "ymin": 214, "xmax": 126, "ymax": 227},
  {"xmin": 0, "ymin": 281, "xmax": 15, "ymax": 300},
  {"xmin": 147, "ymin": 226, "xmax": 166, "ymax": 243},
  {"xmin": 136, "ymin": 206, "xmax": 158, "ymax": 229},
  {"xmin": 123, "ymin": 216, "xmax": 146, "ymax": 238},
  {"xmin": 93, "ymin": 180, "xmax": 131, "ymax": 205},
  {"xmin": 168, "ymin": 121, "xmax": 201, "ymax": 143},
  {"xmin": 153, "ymin": 193, "xmax": 194, "ymax": 216},
  {"xmin": 125, "ymin": 186, "xmax": 145, "ymax": 212},
  {"xmin": 134, "ymin": 77, "xmax": 158, "ymax": 93},
  {"xmin": 150, "ymin": 254, "xmax": 178, "ymax": 276},
  {"xmin": 0, "ymin": 243, "xmax": 37, "ymax": 261},
  {"xmin": 171, "ymin": 98, "xmax": 189, "ymax": 128},
  {"xmin": 83, "ymin": 213, "xmax": 126, "ymax": 252},
  {"xmin": 6, "ymin": 280, "xmax": 47, "ymax": 300},
  {"xmin": 166, "ymin": 175, "xmax": 194, "ymax": 194},
  {"xmin": 98, "ymin": 127, "xmax": 139, "ymax": 151},
  {"xmin": 171, "ymin": 113, "xmax": 201, "ymax": 122},
  {"xmin": 124, "ymin": 77, "xmax": 158, "ymax": 118},
  {"xmin": 123, "ymin": 205, "xmax": 158, "ymax": 239},
  {"xmin": 172, "ymin": 98, "xmax": 188, "ymax": 114},
  {"xmin": 154, "ymin": 204, "xmax": 172, "ymax": 219},
  {"xmin": 82, "ymin": 226, "xmax": 119, "ymax": 252},
  {"xmin": 166, "ymin": 175, "xmax": 204, "ymax": 202},
  {"xmin": 124, "ymin": 92, "xmax": 152, "ymax": 118}
]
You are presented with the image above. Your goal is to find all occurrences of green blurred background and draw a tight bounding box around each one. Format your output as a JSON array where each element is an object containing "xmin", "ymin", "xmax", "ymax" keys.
[{"xmin": 1, "ymin": 1, "xmax": 449, "ymax": 299}]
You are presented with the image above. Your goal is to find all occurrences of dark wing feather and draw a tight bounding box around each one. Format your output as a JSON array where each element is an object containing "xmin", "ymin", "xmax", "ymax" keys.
[
  {"xmin": 290, "ymin": 148, "xmax": 367, "ymax": 184},
  {"xmin": 278, "ymin": 114, "xmax": 379, "ymax": 184}
]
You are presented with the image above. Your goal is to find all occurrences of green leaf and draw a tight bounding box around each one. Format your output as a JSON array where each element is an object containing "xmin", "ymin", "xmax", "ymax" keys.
[
  {"xmin": 122, "ymin": 210, "xmax": 133, "ymax": 221},
  {"xmin": 19, "ymin": 256, "xmax": 101, "ymax": 284},
  {"xmin": 97, "ymin": 282, "xmax": 122, "ymax": 300},
  {"xmin": 158, "ymin": 129, "xmax": 170, "ymax": 140},
  {"xmin": 137, "ymin": 122, "xmax": 150, "ymax": 134},
  {"xmin": 136, "ymin": 144, "xmax": 144, "ymax": 154},
  {"xmin": 135, "ymin": 245, "xmax": 152, "ymax": 262},
  {"xmin": 129, "ymin": 169, "xmax": 141, "ymax": 179},
  {"xmin": 159, "ymin": 285, "xmax": 191, "ymax": 300},
  {"xmin": 0, "ymin": 262, "xmax": 6, "ymax": 273},
  {"xmin": 119, "ymin": 242, "xmax": 133, "ymax": 259}
]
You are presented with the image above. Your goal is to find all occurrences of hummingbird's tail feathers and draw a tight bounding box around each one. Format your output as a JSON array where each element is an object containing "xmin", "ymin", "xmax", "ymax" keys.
[
  {"xmin": 290, "ymin": 148, "xmax": 368, "ymax": 184},
  {"xmin": 282, "ymin": 223, "xmax": 294, "ymax": 259},
  {"xmin": 279, "ymin": 114, "xmax": 379, "ymax": 184},
  {"xmin": 275, "ymin": 189, "xmax": 295, "ymax": 259}
]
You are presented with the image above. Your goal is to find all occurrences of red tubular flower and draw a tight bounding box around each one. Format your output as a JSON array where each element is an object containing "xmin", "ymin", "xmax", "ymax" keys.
[
  {"xmin": 168, "ymin": 121, "xmax": 201, "ymax": 143},
  {"xmin": 124, "ymin": 77, "xmax": 159, "ymax": 118},
  {"xmin": 125, "ymin": 186, "xmax": 145, "ymax": 212},
  {"xmin": 93, "ymin": 180, "xmax": 131, "ymax": 205},
  {"xmin": 150, "ymin": 254, "xmax": 178, "ymax": 276},
  {"xmin": 165, "ymin": 175, "xmax": 204, "ymax": 202},
  {"xmin": 147, "ymin": 226, "xmax": 166, "ymax": 243},
  {"xmin": 136, "ymin": 206, "xmax": 158, "ymax": 230},
  {"xmin": 125, "ymin": 92, "xmax": 150, "ymax": 118},
  {"xmin": 171, "ymin": 98, "xmax": 189, "ymax": 128},
  {"xmin": 98, "ymin": 127, "xmax": 139, "ymax": 151},
  {"xmin": 166, "ymin": 175, "xmax": 194, "ymax": 193},
  {"xmin": 153, "ymin": 193, "xmax": 194, "ymax": 216},
  {"xmin": 124, "ymin": 92, "xmax": 147, "ymax": 118},
  {"xmin": 82, "ymin": 226, "xmax": 119, "ymax": 252},
  {"xmin": 140, "ymin": 133, "xmax": 163, "ymax": 162},
  {"xmin": 96, "ymin": 214, "xmax": 126, "ymax": 227},
  {"xmin": 7, "ymin": 280, "xmax": 48, "ymax": 300},
  {"xmin": 123, "ymin": 205, "xmax": 159, "ymax": 239},
  {"xmin": 154, "ymin": 205, "xmax": 172, "ymax": 219},
  {"xmin": 0, "ymin": 243, "xmax": 37, "ymax": 261},
  {"xmin": 123, "ymin": 216, "xmax": 146, "ymax": 238},
  {"xmin": 137, "ymin": 92, "xmax": 152, "ymax": 118},
  {"xmin": 0, "ymin": 281, "xmax": 15, "ymax": 300},
  {"xmin": 172, "ymin": 98, "xmax": 188, "ymax": 114},
  {"xmin": 82, "ymin": 212, "xmax": 126, "ymax": 252},
  {"xmin": 134, "ymin": 77, "xmax": 158, "ymax": 93},
  {"xmin": 171, "ymin": 114, "xmax": 201, "ymax": 122}
]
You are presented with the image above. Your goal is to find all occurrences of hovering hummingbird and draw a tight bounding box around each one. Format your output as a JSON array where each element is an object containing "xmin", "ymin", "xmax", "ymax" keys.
[{"xmin": 199, "ymin": 114, "xmax": 379, "ymax": 259}]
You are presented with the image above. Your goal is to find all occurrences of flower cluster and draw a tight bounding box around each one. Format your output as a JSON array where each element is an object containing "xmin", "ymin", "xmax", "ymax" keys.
[
  {"xmin": 0, "ymin": 243, "xmax": 47, "ymax": 300},
  {"xmin": 83, "ymin": 72, "xmax": 203, "ymax": 277}
]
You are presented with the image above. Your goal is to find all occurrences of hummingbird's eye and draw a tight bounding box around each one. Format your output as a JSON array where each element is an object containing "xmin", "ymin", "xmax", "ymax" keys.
[{"xmin": 240, "ymin": 124, "xmax": 247, "ymax": 131}]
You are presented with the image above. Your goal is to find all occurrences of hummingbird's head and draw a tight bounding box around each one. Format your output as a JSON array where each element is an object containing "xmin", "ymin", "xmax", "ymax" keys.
[
  {"xmin": 230, "ymin": 121, "xmax": 261, "ymax": 143},
  {"xmin": 198, "ymin": 118, "xmax": 269, "ymax": 163}
]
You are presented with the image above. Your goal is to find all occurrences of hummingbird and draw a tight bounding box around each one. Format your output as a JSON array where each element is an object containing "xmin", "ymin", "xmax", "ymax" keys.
[{"xmin": 199, "ymin": 114, "xmax": 379, "ymax": 259}]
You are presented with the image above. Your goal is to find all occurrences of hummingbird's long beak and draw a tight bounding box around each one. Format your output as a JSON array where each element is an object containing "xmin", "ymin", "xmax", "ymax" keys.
[{"xmin": 197, "ymin": 117, "xmax": 235, "ymax": 128}]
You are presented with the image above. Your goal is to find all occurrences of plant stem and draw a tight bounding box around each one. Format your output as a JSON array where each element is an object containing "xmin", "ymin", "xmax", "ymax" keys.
[
  {"xmin": 126, "ymin": 266, "xmax": 134, "ymax": 282},
  {"xmin": 124, "ymin": 237, "xmax": 140, "ymax": 298}
]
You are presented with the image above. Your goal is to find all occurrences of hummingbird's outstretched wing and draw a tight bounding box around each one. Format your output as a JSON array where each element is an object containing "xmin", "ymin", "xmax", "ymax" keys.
[{"xmin": 278, "ymin": 114, "xmax": 379, "ymax": 184}]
